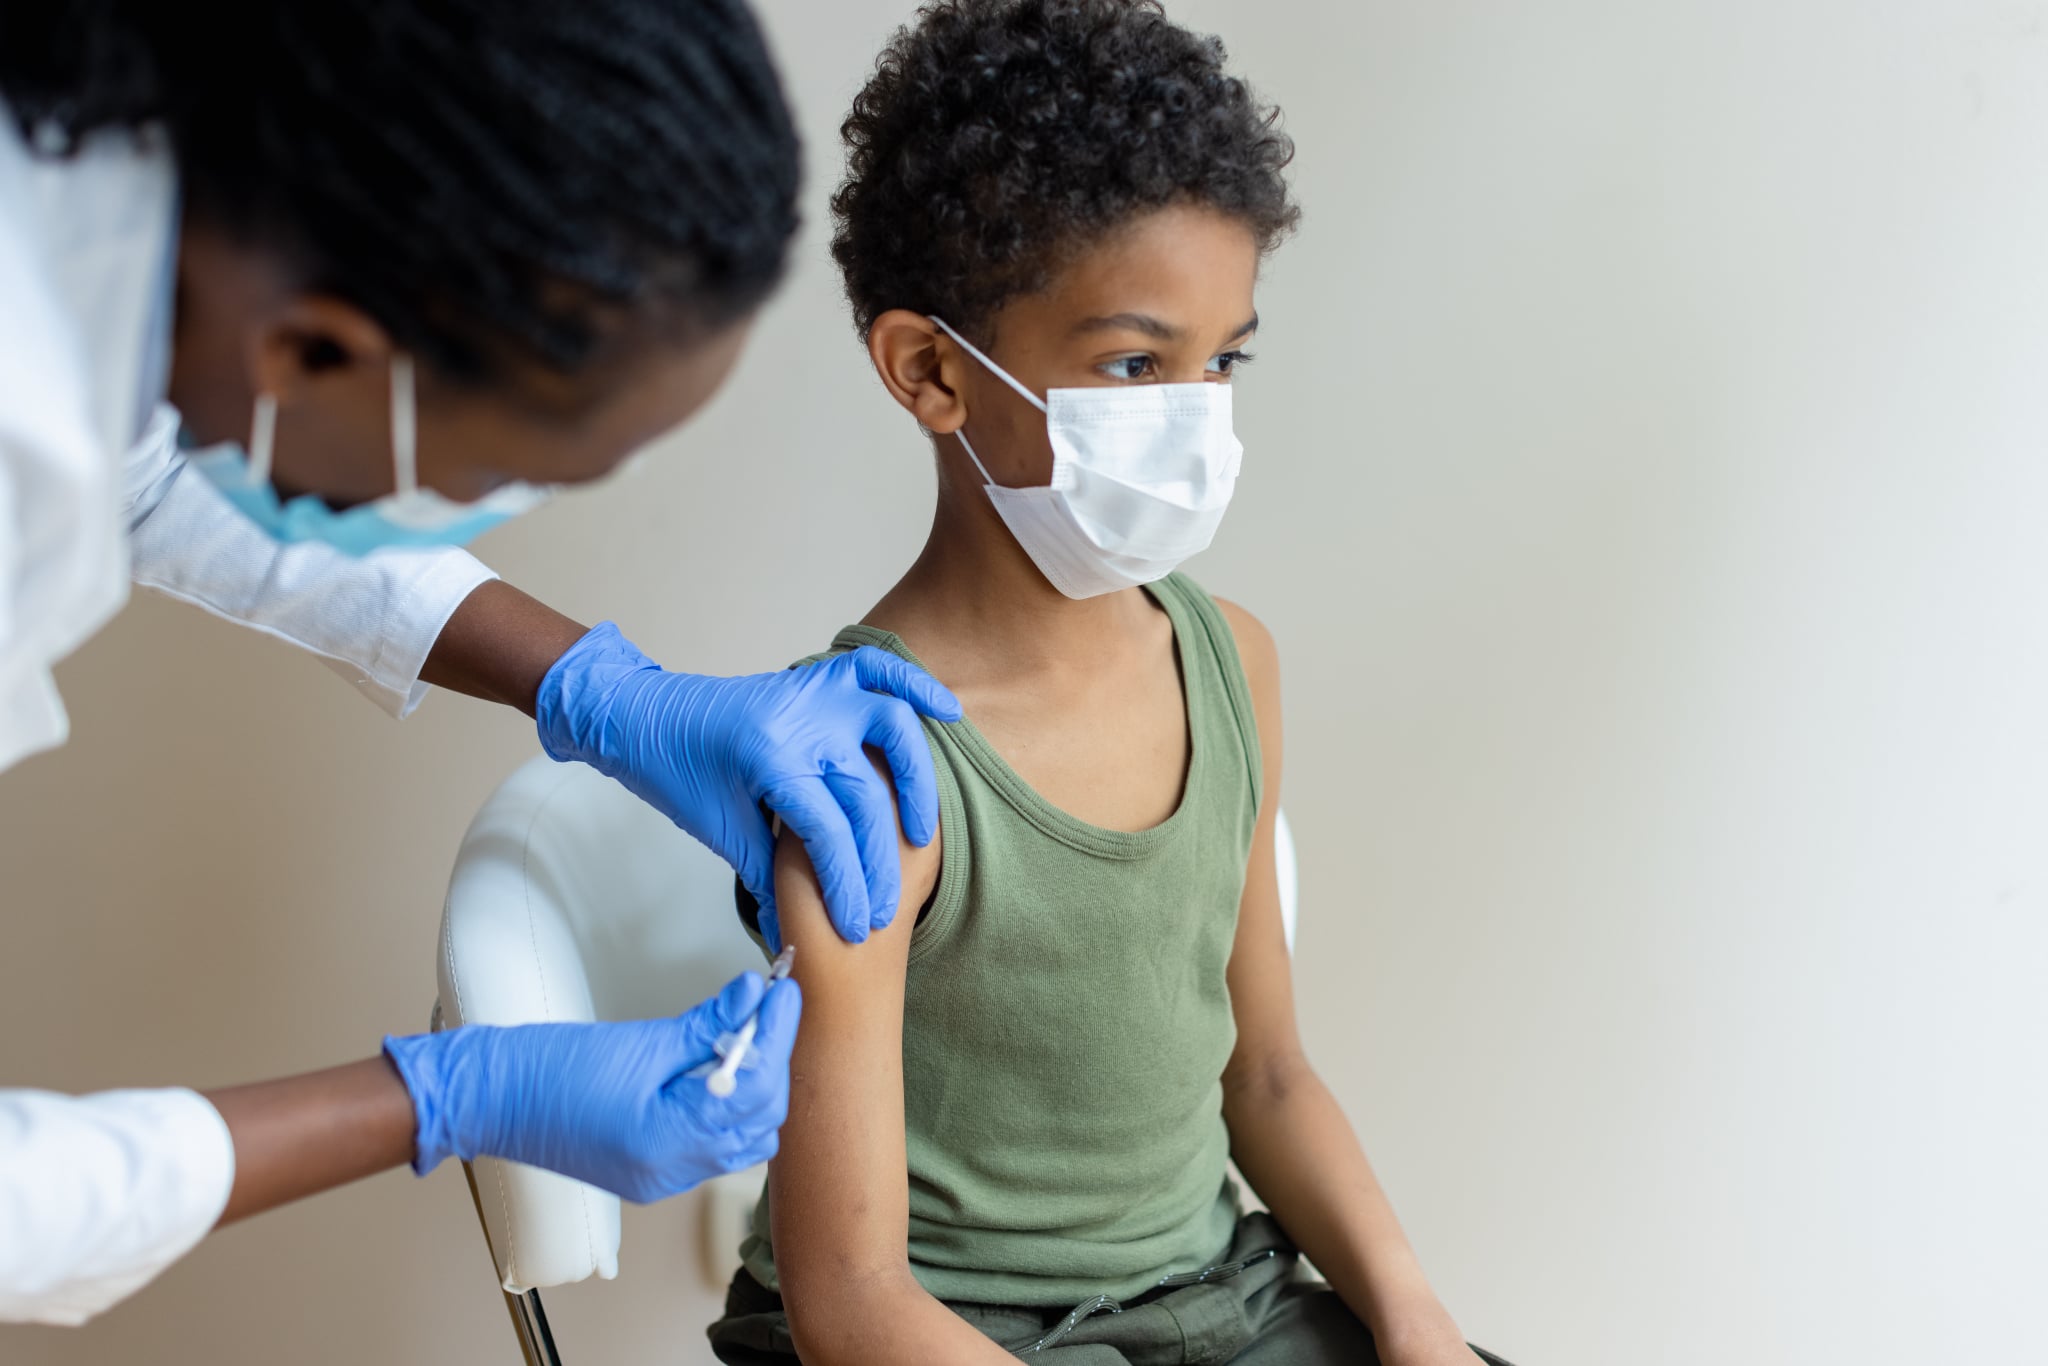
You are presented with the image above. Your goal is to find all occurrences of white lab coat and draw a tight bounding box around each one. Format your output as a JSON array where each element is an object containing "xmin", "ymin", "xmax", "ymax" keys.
[{"xmin": 0, "ymin": 111, "xmax": 496, "ymax": 1322}]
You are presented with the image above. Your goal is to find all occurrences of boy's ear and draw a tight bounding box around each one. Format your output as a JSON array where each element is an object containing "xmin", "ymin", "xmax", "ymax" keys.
[{"xmin": 868, "ymin": 309, "xmax": 968, "ymax": 435}]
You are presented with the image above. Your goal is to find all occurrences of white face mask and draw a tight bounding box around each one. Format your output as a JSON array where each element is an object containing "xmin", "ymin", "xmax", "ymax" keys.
[
  {"xmin": 931, "ymin": 316, "xmax": 1243, "ymax": 599},
  {"xmin": 183, "ymin": 354, "xmax": 553, "ymax": 557}
]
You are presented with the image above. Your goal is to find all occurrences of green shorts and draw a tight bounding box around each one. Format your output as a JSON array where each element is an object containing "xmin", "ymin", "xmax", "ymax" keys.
[{"xmin": 707, "ymin": 1212, "xmax": 1518, "ymax": 1365}]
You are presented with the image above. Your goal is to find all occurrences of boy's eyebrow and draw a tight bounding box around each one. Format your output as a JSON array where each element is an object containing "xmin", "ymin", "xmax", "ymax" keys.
[{"xmin": 1070, "ymin": 312, "xmax": 1261, "ymax": 343}]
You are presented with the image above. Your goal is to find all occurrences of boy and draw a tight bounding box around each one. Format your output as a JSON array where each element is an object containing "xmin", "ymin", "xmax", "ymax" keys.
[{"xmin": 711, "ymin": 3, "xmax": 1510, "ymax": 1362}]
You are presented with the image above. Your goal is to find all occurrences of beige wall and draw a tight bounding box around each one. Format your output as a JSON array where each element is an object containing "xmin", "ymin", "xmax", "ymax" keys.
[{"xmin": 6, "ymin": 2, "xmax": 2046, "ymax": 1362}]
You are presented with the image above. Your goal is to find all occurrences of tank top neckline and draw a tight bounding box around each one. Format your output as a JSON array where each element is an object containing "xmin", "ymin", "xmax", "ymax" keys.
[{"xmin": 832, "ymin": 579, "xmax": 1206, "ymax": 861}]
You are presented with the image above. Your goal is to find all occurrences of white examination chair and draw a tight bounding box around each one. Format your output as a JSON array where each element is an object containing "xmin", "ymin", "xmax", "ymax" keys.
[{"xmin": 434, "ymin": 752, "xmax": 1299, "ymax": 1366}]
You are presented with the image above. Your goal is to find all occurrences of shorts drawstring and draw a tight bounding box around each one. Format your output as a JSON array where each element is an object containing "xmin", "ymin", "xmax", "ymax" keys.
[{"xmin": 1014, "ymin": 1247, "xmax": 1279, "ymax": 1356}]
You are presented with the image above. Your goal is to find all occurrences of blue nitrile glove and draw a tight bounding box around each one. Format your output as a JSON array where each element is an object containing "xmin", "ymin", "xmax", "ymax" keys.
[
  {"xmin": 383, "ymin": 972, "xmax": 800, "ymax": 1202},
  {"xmin": 534, "ymin": 622, "xmax": 962, "ymax": 948}
]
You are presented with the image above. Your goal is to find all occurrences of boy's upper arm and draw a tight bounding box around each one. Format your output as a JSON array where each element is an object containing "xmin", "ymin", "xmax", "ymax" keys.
[
  {"xmin": 767, "ymin": 749, "xmax": 943, "ymax": 1303},
  {"xmin": 1214, "ymin": 599, "xmax": 1306, "ymax": 1089}
]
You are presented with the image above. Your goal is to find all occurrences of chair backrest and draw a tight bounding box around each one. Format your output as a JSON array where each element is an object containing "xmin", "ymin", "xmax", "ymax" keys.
[
  {"xmin": 438, "ymin": 754, "xmax": 1301, "ymax": 1294},
  {"xmin": 438, "ymin": 754, "xmax": 763, "ymax": 1292},
  {"xmin": 1275, "ymin": 809, "xmax": 1298, "ymax": 954}
]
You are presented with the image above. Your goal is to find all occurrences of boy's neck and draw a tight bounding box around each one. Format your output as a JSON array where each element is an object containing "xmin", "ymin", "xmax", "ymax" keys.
[{"xmin": 864, "ymin": 478, "xmax": 1165, "ymax": 687}]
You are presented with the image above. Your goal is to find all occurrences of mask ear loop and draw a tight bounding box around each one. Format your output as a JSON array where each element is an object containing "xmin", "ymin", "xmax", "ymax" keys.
[
  {"xmin": 928, "ymin": 316, "xmax": 1047, "ymax": 490},
  {"xmin": 952, "ymin": 426, "xmax": 1001, "ymax": 488},
  {"xmin": 389, "ymin": 352, "xmax": 418, "ymax": 497},
  {"xmin": 245, "ymin": 393, "xmax": 278, "ymax": 487},
  {"xmin": 928, "ymin": 317, "xmax": 1048, "ymax": 413}
]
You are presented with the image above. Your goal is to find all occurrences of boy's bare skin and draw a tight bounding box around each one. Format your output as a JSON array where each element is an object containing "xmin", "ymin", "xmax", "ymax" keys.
[{"xmin": 768, "ymin": 203, "xmax": 1480, "ymax": 1366}]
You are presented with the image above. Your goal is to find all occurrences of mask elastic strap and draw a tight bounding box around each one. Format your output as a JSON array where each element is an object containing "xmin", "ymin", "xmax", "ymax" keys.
[
  {"xmin": 953, "ymin": 427, "xmax": 1000, "ymax": 488},
  {"xmin": 245, "ymin": 393, "xmax": 278, "ymax": 487},
  {"xmin": 390, "ymin": 352, "xmax": 418, "ymax": 497},
  {"xmin": 928, "ymin": 316, "xmax": 1049, "ymax": 413}
]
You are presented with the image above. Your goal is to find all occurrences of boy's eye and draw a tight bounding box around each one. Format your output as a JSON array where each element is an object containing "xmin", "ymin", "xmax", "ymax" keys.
[
  {"xmin": 1208, "ymin": 349, "xmax": 1255, "ymax": 376},
  {"xmin": 1098, "ymin": 355, "xmax": 1156, "ymax": 381}
]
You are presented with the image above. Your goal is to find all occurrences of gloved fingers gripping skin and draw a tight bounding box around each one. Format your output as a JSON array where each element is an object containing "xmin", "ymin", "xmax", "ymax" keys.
[
  {"xmin": 730, "ymin": 798, "xmax": 781, "ymax": 929},
  {"xmin": 537, "ymin": 627, "xmax": 961, "ymax": 952},
  {"xmin": 844, "ymin": 644, "xmax": 963, "ymax": 724},
  {"xmin": 763, "ymin": 772, "xmax": 873, "ymax": 942},
  {"xmin": 820, "ymin": 758, "xmax": 903, "ymax": 933},
  {"xmin": 864, "ymin": 691, "xmax": 942, "ymax": 848}
]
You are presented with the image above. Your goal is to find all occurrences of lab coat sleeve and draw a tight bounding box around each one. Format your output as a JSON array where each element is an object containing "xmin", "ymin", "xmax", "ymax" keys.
[
  {"xmin": 0, "ymin": 142, "xmax": 131, "ymax": 772},
  {"xmin": 122, "ymin": 406, "xmax": 499, "ymax": 718},
  {"xmin": 0, "ymin": 1087, "xmax": 235, "ymax": 1325}
]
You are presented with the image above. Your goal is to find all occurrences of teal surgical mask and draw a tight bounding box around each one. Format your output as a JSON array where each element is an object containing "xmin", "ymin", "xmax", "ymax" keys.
[{"xmin": 184, "ymin": 354, "xmax": 552, "ymax": 557}]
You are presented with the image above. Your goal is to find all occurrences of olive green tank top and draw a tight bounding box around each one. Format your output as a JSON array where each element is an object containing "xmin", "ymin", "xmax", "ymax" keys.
[{"xmin": 739, "ymin": 573, "xmax": 1262, "ymax": 1307}]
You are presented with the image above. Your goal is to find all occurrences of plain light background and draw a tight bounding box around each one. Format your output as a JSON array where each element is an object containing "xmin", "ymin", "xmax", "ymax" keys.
[{"xmin": 5, "ymin": 1, "xmax": 2046, "ymax": 1362}]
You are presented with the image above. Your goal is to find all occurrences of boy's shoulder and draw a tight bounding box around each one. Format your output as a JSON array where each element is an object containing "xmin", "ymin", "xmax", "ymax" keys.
[
  {"xmin": 789, "ymin": 622, "xmax": 910, "ymax": 673},
  {"xmin": 1210, "ymin": 597, "xmax": 1276, "ymax": 669},
  {"xmin": 1165, "ymin": 574, "xmax": 1278, "ymax": 694}
]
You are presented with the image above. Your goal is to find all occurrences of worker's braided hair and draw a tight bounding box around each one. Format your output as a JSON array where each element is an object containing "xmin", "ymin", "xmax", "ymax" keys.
[
  {"xmin": 0, "ymin": 1, "xmax": 802, "ymax": 386},
  {"xmin": 832, "ymin": 0, "xmax": 1297, "ymax": 342}
]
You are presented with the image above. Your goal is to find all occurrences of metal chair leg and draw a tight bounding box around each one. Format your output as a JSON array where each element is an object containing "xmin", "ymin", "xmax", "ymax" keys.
[{"xmin": 462, "ymin": 1159, "xmax": 564, "ymax": 1366}]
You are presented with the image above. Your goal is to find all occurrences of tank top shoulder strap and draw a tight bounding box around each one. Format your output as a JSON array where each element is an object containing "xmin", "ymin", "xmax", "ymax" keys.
[{"xmin": 1146, "ymin": 573, "xmax": 1263, "ymax": 820}]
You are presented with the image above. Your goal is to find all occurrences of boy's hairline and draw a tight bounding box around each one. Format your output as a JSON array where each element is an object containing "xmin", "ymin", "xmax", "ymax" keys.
[{"xmin": 845, "ymin": 197, "xmax": 1293, "ymax": 345}]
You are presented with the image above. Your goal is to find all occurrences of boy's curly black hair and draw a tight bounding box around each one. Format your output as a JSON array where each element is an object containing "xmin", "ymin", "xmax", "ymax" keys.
[{"xmin": 831, "ymin": 0, "xmax": 1298, "ymax": 341}]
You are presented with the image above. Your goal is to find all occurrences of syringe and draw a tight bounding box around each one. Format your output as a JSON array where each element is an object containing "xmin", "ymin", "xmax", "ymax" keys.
[{"xmin": 706, "ymin": 944, "xmax": 796, "ymax": 1097}]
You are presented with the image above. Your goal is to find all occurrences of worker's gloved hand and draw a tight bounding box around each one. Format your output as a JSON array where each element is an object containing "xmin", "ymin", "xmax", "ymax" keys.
[
  {"xmin": 383, "ymin": 972, "xmax": 800, "ymax": 1202},
  {"xmin": 534, "ymin": 622, "xmax": 961, "ymax": 947}
]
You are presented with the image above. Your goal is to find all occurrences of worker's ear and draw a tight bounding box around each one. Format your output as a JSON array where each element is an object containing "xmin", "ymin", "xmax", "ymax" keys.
[
  {"xmin": 246, "ymin": 296, "xmax": 395, "ymax": 404},
  {"xmin": 868, "ymin": 309, "xmax": 969, "ymax": 436}
]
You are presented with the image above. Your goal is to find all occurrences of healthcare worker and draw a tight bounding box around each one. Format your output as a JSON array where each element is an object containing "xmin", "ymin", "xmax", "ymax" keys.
[{"xmin": 0, "ymin": 0, "xmax": 960, "ymax": 1326}]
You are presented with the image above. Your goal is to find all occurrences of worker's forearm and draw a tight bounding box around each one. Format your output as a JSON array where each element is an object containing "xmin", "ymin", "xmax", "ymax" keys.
[
  {"xmin": 201, "ymin": 1057, "xmax": 418, "ymax": 1227},
  {"xmin": 420, "ymin": 579, "xmax": 589, "ymax": 716},
  {"xmin": 1224, "ymin": 1055, "xmax": 1454, "ymax": 1343}
]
